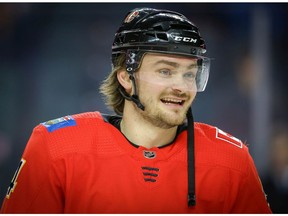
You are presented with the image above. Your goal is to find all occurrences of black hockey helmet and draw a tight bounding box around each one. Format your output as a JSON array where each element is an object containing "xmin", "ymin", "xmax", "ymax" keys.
[
  {"xmin": 112, "ymin": 7, "xmax": 208, "ymax": 74},
  {"xmin": 112, "ymin": 7, "xmax": 210, "ymax": 110}
]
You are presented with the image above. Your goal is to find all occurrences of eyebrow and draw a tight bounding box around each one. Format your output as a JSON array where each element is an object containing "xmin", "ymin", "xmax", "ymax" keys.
[{"xmin": 153, "ymin": 59, "xmax": 197, "ymax": 69}]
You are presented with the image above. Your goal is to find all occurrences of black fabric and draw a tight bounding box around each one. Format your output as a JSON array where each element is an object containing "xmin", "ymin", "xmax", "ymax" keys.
[
  {"xmin": 102, "ymin": 114, "xmax": 187, "ymax": 149},
  {"xmin": 187, "ymin": 108, "xmax": 196, "ymax": 206}
]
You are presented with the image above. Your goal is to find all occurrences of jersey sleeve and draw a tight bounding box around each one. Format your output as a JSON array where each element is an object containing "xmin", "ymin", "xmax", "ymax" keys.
[
  {"xmin": 0, "ymin": 126, "xmax": 65, "ymax": 213},
  {"xmin": 227, "ymin": 148, "xmax": 272, "ymax": 213}
]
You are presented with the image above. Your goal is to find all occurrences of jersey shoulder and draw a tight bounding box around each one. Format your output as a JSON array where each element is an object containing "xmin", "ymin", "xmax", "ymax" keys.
[
  {"xmin": 195, "ymin": 122, "xmax": 245, "ymax": 149},
  {"xmin": 31, "ymin": 112, "xmax": 123, "ymax": 160},
  {"xmin": 39, "ymin": 111, "xmax": 104, "ymax": 132},
  {"xmin": 194, "ymin": 122, "xmax": 250, "ymax": 172}
]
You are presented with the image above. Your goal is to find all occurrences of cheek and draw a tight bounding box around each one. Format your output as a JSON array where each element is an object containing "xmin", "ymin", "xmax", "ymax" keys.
[
  {"xmin": 137, "ymin": 80, "xmax": 164, "ymax": 95},
  {"xmin": 190, "ymin": 92, "xmax": 197, "ymax": 103}
]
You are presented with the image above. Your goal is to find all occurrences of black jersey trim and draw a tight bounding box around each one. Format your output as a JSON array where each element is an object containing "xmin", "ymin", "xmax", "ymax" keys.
[{"xmin": 101, "ymin": 113, "xmax": 187, "ymax": 149}]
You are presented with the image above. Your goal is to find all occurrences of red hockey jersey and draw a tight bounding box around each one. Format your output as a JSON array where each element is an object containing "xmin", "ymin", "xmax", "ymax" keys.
[{"xmin": 1, "ymin": 112, "xmax": 271, "ymax": 213}]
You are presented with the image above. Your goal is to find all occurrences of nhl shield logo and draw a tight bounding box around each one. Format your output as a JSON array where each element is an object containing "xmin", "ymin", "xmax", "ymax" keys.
[{"xmin": 143, "ymin": 150, "xmax": 156, "ymax": 159}]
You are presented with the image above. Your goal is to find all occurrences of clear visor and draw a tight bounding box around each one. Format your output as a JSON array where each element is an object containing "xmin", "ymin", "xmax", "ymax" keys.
[{"xmin": 134, "ymin": 57, "xmax": 210, "ymax": 92}]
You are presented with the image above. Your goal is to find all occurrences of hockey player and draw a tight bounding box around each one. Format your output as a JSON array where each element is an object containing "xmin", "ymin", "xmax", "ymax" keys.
[{"xmin": 1, "ymin": 7, "xmax": 271, "ymax": 213}]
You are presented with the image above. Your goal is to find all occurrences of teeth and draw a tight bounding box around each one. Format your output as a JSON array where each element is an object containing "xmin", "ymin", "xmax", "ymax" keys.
[
  {"xmin": 161, "ymin": 98, "xmax": 183, "ymax": 104},
  {"xmin": 164, "ymin": 99, "xmax": 181, "ymax": 103}
]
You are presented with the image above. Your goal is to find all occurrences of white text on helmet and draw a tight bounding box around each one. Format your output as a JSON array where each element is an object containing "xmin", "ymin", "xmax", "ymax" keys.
[{"xmin": 172, "ymin": 36, "xmax": 197, "ymax": 43}]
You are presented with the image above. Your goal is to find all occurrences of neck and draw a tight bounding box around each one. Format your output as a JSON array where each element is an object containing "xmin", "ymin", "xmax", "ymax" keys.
[{"xmin": 121, "ymin": 103, "xmax": 178, "ymax": 149}]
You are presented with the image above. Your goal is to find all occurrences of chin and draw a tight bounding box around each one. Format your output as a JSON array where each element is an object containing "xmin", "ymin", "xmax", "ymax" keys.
[
  {"xmin": 161, "ymin": 112, "xmax": 187, "ymax": 127},
  {"xmin": 140, "ymin": 102, "xmax": 189, "ymax": 128}
]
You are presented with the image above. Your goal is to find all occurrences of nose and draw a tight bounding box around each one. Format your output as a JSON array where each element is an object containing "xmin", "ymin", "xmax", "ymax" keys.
[{"xmin": 171, "ymin": 76, "xmax": 188, "ymax": 93}]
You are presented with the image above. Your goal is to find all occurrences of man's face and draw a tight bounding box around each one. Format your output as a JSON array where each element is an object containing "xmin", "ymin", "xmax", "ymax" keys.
[{"xmin": 134, "ymin": 52, "xmax": 198, "ymax": 129}]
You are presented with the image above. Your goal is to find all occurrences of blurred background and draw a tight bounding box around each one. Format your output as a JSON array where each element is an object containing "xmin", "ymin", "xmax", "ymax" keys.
[{"xmin": 0, "ymin": 2, "xmax": 287, "ymax": 212}]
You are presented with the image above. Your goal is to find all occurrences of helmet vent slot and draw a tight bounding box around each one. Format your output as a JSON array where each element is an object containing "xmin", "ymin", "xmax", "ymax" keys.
[
  {"xmin": 144, "ymin": 32, "xmax": 168, "ymax": 41},
  {"xmin": 156, "ymin": 33, "xmax": 168, "ymax": 41}
]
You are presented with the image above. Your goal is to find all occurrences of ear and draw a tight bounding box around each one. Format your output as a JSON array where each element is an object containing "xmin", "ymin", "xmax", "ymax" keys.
[{"xmin": 117, "ymin": 69, "xmax": 132, "ymax": 92}]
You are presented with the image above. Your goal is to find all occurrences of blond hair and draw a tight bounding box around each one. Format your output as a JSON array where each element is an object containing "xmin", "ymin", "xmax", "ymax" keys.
[{"xmin": 99, "ymin": 54, "xmax": 126, "ymax": 115}]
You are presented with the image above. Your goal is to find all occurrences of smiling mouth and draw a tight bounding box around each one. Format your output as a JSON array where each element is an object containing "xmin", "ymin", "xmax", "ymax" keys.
[{"xmin": 160, "ymin": 98, "xmax": 185, "ymax": 106}]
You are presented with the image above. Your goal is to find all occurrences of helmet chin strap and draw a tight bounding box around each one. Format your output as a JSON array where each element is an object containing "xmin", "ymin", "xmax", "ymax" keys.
[
  {"xmin": 187, "ymin": 107, "xmax": 196, "ymax": 206},
  {"xmin": 118, "ymin": 75, "xmax": 145, "ymax": 111},
  {"xmin": 118, "ymin": 49, "xmax": 146, "ymax": 111},
  {"xmin": 128, "ymin": 74, "xmax": 145, "ymax": 111}
]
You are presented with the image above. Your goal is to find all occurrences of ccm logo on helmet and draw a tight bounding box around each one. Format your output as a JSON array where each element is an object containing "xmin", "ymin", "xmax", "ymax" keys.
[{"xmin": 172, "ymin": 35, "xmax": 198, "ymax": 43}]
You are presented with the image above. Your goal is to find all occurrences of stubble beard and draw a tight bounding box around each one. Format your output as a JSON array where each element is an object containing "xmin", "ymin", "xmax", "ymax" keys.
[{"xmin": 136, "ymin": 96, "xmax": 191, "ymax": 129}]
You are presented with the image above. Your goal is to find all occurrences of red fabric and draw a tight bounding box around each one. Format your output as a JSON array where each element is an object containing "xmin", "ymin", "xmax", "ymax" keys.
[{"xmin": 1, "ymin": 111, "xmax": 272, "ymax": 213}]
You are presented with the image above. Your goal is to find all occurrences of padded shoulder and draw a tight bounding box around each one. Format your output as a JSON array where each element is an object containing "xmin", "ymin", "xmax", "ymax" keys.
[
  {"xmin": 194, "ymin": 122, "xmax": 249, "ymax": 172},
  {"xmin": 195, "ymin": 122, "xmax": 244, "ymax": 149},
  {"xmin": 39, "ymin": 111, "xmax": 104, "ymax": 133},
  {"xmin": 34, "ymin": 112, "xmax": 124, "ymax": 160}
]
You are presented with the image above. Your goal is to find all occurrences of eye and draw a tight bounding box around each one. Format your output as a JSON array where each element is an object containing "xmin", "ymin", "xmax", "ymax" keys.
[
  {"xmin": 184, "ymin": 71, "xmax": 196, "ymax": 80},
  {"xmin": 158, "ymin": 69, "xmax": 172, "ymax": 77}
]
